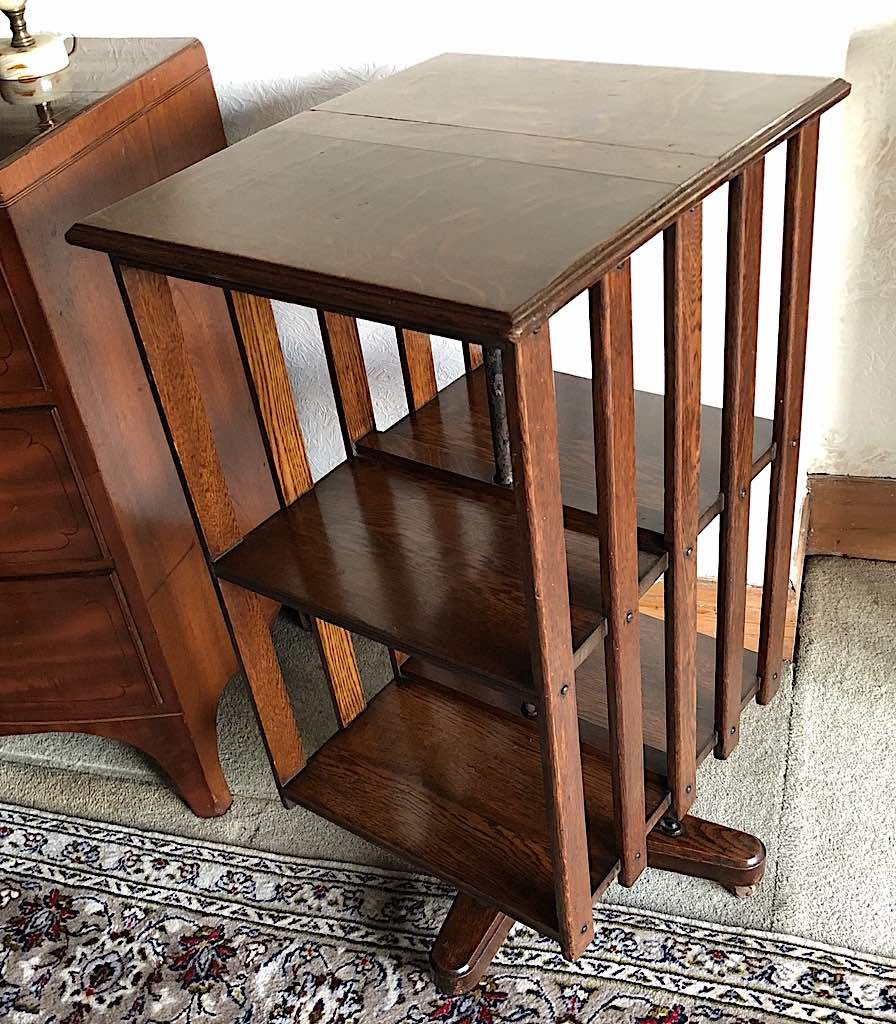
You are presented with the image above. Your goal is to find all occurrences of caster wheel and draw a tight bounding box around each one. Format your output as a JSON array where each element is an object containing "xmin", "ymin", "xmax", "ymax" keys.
[{"xmin": 727, "ymin": 884, "xmax": 758, "ymax": 899}]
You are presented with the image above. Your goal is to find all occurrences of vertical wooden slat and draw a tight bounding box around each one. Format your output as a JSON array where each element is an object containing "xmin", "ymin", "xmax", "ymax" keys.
[
  {"xmin": 503, "ymin": 325, "xmax": 594, "ymax": 960},
  {"xmin": 716, "ymin": 161, "xmax": 764, "ymax": 757},
  {"xmin": 396, "ymin": 327, "xmax": 438, "ymax": 411},
  {"xmin": 758, "ymin": 120, "xmax": 820, "ymax": 705},
  {"xmin": 117, "ymin": 266, "xmax": 305, "ymax": 784},
  {"xmin": 590, "ymin": 263, "xmax": 648, "ymax": 886},
  {"xmin": 463, "ymin": 342, "xmax": 483, "ymax": 372},
  {"xmin": 663, "ymin": 207, "xmax": 702, "ymax": 817},
  {"xmin": 318, "ymin": 310, "xmax": 376, "ymax": 451},
  {"xmin": 229, "ymin": 291, "xmax": 367, "ymax": 728}
]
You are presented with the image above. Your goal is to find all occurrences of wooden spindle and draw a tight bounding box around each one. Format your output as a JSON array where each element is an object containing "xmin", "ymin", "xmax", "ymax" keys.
[
  {"xmin": 758, "ymin": 121, "xmax": 819, "ymax": 705},
  {"xmin": 483, "ymin": 346, "xmax": 513, "ymax": 485},
  {"xmin": 318, "ymin": 311, "xmax": 376, "ymax": 452},
  {"xmin": 716, "ymin": 161, "xmax": 764, "ymax": 756},
  {"xmin": 663, "ymin": 207, "xmax": 702, "ymax": 817},
  {"xmin": 395, "ymin": 327, "xmax": 438, "ymax": 412},
  {"xmin": 590, "ymin": 262, "xmax": 648, "ymax": 887},
  {"xmin": 229, "ymin": 292, "xmax": 366, "ymax": 729},
  {"xmin": 117, "ymin": 266, "xmax": 305, "ymax": 785},
  {"xmin": 504, "ymin": 323, "xmax": 594, "ymax": 960}
]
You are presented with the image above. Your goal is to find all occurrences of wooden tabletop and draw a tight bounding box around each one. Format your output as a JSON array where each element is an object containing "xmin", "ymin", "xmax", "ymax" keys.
[{"xmin": 68, "ymin": 54, "xmax": 849, "ymax": 343}]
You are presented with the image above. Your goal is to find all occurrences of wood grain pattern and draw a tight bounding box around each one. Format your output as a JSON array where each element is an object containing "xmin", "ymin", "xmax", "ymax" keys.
[
  {"xmin": 318, "ymin": 311, "xmax": 375, "ymax": 451},
  {"xmin": 284, "ymin": 676, "xmax": 667, "ymax": 945},
  {"xmin": 758, "ymin": 121, "xmax": 819, "ymax": 704},
  {"xmin": 0, "ymin": 268, "xmax": 41, "ymax": 390},
  {"xmin": 463, "ymin": 343, "xmax": 483, "ymax": 372},
  {"xmin": 312, "ymin": 618, "xmax": 366, "ymax": 728},
  {"xmin": 67, "ymin": 58, "xmax": 849, "ymax": 344},
  {"xmin": 806, "ymin": 474, "xmax": 896, "ymax": 561},
  {"xmin": 118, "ymin": 265, "xmax": 305, "ymax": 785},
  {"xmin": 590, "ymin": 263, "xmax": 647, "ymax": 888},
  {"xmin": 358, "ymin": 367, "xmax": 774, "ymax": 544},
  {"xmin": 716, "ymin": 161, "xmax": 763, "ymax": 757},
  {"xmin": 430, "ymin": 893, "xmax": 515, "ymax": 996},
  {"xmin": 395, "ymin": 328, "xmax": 438, "ymax": 411},
  {"xmin": 663, "ymin": 208, "xmax": 702, "ymax": 815},
  {"xmin": 647, "ymin": 813, "xmax": 766, "ymax": 890},
  {"xmin": 228, "ymin": 290, "xmax": 312, "ymax": 503},
  {"xmin": 503, "ymin": 325, "xmax": 594, "ymax": 958}
]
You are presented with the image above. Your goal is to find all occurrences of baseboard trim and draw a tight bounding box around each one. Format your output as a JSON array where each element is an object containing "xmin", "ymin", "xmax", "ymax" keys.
[
  {"xmin": 806, "ymin": 474, "xmax": 896, "ymax": 561},
  {"xmin": 640, "ymin": 578, "xmax": 797, "ymax": 661}
]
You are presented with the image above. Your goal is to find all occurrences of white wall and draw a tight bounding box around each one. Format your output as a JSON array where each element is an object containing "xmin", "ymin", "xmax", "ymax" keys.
[{"xmin": 25, "ymin": 0, "xmax": 896, "ymax": 582}]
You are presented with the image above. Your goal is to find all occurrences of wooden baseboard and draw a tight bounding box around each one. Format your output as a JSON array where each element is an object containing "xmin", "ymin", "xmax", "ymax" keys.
[
  {"xmin": 806, "ymin": 474, "xmax": 896, "ymax": 561},
  {"xmin": 640, "ymin": 578, "xmax": 797, "ymax": 661}
]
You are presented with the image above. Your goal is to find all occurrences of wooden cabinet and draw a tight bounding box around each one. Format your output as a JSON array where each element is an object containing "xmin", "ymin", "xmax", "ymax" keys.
[{"xmin": 0, "ymin": 38, "xmax": 266, "ymax": 816}]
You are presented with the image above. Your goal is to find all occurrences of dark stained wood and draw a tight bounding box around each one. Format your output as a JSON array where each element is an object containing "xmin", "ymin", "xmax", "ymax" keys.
[
  {"xmin": 215, "ymin": 456, "xmax": 666, "ymax": 689},
  {"xmin": 647, "ymin": 813, "xmax": 766, "ymax": 893},
  {"xmin": 0, "ymin": 38, "xmax": 242, "ymax": 818},
  {"xmin": 118, "ymin": 265, "xmax": 305, "ymax": 785},
  {"xmin": 0, "ymin": 408, "xmax": 105, "ymax": 567},
  {"xmin": 503, "ymin": 324, "xmax": 593, "ymax": 958},
  {"xmin": 67, "ymin": 59, "xmax": 849, "ymax": 344},
  {"xmin": 716, "ymin": 161, "xmax": 764, "ymax": 757},
  {"xmin": 318, "ymin": 311, "xmax": 375, "ymax": 451},
  {"xmin": 228, "ymin": 288, "xmax": 367, "ymax": 726},
  {"xmin": 430, "ymin": 894, "xmax": 515, "ymax": 995},
  {"xmin": 402, "ymin": 614, "xmax": 759, "ymax": 777},
  {"xmin": 590, "ymin": 263, "xmax": 647, "ymax": 887},
  {"xmin": 395, "ymin": 328, "xmax": 438, "ymax": 411},
  {"xmin": 758, "ymin": 121, "xmax": 820, "ymax": 705},
  {"xmin": 358, "ymin": 368, "xmax": 774, "ymax": 544},
  {"xmin": 284, "ymin": 676, "xmax": 668, "ymax": 943},
  {"xmin": 663, "ymin": 208, "xmax": 702, "ymax": 817}
]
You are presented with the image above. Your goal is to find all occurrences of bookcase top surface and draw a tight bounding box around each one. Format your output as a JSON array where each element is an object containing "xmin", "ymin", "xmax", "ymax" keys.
[{"xmin": 68, "ymin": 53, "xmax": 848, "ymax": 342}]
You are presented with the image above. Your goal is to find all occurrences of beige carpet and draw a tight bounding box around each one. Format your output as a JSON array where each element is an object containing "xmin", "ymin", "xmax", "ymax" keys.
[{"xmin": 0, "ymin": 556, "xmax": 892, "ymax": 957}]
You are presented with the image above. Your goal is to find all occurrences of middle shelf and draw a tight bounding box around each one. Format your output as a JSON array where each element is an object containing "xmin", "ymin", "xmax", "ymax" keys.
[{"xmin": 214, "ymin": 456, "xmax": 668, "ymax": 690}]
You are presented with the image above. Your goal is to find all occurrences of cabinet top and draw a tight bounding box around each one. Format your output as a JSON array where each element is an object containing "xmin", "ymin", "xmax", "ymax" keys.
[
  {"xmin": 68, "ymin": 53, "xmax": 849, "ymax": 343},
  {"xmin": 0, "ymin": 37, "xmax": 198, "ymax": 168}
]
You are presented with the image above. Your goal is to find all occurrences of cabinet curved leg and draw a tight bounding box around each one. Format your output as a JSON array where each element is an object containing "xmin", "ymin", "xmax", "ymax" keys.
[
  {"xmin": 430, "ymin": 892, "xmax": 516, "ymax": 996},
  {"xmin": 646, "ymin": 813, "xmax": 766, "ymax": 893}
]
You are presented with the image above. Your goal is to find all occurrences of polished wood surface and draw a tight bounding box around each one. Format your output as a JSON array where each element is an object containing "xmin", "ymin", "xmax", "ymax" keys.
[
  {"xmin": 647, "ymin": 813, "xmax": 766, "ymax": 892},
  {"xmin": 0, "ymin": 38, "xmax": 246, "ymax": 816},
  {"xmin": 716, "ymin": 161, "xmax": 764, "ymax": 757},
  {"xmin": 396, "ymin": 328, "xmax": 438, "ymax": 411},
  {"xmin": 590, "ymin": 264, "xmax": 647, "ymax": 887},
  {"xmin": 662, "ymin": 208, "xmax": 702, "ymax": 817},
  {"xmin": 285, "ymin": 676, "xmax": 667, "ymax": 942},
  {"xmin": 215, "ymin": 456, "xmax": 665, "ymax": 689},
  {"xmin": 503, "ymin": 326, "xmax": 593, "ymax": 958},
  {"xmin": 429, "ymin": 893, "xmax": 515, "ymax": 996},
  {"xmin": 68, "ymin": 57, "xmax": 848, "ymax": 343},
  {"xmin": 759, "ymin": 122, "xmax": 819, "ymax": 704},
  {"xmin": 358, "ymin": 367, "xmax": 774, "ymax": 543}
]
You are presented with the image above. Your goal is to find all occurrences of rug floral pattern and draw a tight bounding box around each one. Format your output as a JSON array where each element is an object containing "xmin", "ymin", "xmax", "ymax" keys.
[{"xmin": 0, "ymin": 803, "xmax": 892, "ymax": 1023}]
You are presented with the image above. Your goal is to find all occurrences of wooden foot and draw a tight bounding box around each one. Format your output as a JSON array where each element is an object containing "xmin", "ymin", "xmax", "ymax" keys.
[
  {"xmin": 647, "ymin": 813, "xmax": 765, "ymax": 893},
  {"xmin": 430, "ymin": 892, "xmax": 515, "ymax": 996}
]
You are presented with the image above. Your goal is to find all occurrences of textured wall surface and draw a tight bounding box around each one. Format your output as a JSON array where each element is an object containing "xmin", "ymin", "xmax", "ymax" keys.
[{"xmin": 23, "ymin": 0, "xmax": 896, "ymax": 578}]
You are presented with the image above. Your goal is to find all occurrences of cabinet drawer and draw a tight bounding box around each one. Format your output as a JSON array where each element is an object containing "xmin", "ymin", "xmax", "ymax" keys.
[
  {"xmin": 0, "ymin": 408, "xmax": 103, "ymax": 568},
  {"xmin": 0, "ymin": 272, "xmax": 41, "ymax": 392},
  {"xmin": 0, "ymin": 574, "xmax": 164, "ymax": 720}
]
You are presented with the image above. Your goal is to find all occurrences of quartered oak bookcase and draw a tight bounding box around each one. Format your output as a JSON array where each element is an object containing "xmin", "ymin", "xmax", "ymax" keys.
[{"xmin": 67, "ymin": 55, "xmax": 850, "ymax": 994}]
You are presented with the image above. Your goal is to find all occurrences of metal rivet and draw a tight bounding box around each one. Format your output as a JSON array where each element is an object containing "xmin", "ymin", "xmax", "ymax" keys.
[
  {"xmin": 635, "ymin": 851, "xmax": 641, "ymax": 860},
  {"xmin": 686, "ymin": 784, "xmax": 693, "ymax": 794},
  {"xmin": 730, "ymin": 725, "xmax": 737, "ymax": 735},
  {"xmin": 560, "ymin": 684, "xmax": 570, "ymax": 696},
  {"xmin": 739, "ymin": 488, "xmax": 747, "ymax": 499},
  {"xmin": 581, "ymin": 924, "xmax": 589, "ymax": 935},
  {"xmin": 685, "ymin": 546, "xmax": 694, "ymax": 558},
  {"xmin": 772, "ymin": 672, "xmax": 778, "ymax": 680},
  {"xmin": 625, "ymin": 610, "xmax": 634, "ymax": 623},
  {"xmin": 790, "ymin": 439, "xmax": 797, "ymax": 447},
  {"xmin": 521, "ymin": 701, "xmax": 538, "ymax": 719}
]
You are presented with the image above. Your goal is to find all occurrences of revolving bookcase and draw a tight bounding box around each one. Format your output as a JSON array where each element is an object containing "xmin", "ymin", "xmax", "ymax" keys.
[{"xmin": 67, "ymin": 54, "xmax": 850, "ymax": 993}]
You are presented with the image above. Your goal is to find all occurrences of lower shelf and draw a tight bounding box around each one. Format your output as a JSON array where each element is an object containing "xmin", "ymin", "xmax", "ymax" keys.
[
  {"xmin": 284, "ymin": 676, "xmax": 668, "ymax": 941},
  {"xmin": 403, "ymin": 615, "xmax": 759, "ymax": 777}
]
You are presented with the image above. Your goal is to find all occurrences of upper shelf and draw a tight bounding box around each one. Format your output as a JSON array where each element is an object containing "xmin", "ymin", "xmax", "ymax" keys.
[
  {"xmin": 213, "ymin": 456, "xmax": 666, "ymax": 690},
  {"xmin": 359, "ymin": 367, "xmax": 775, "ymax": 544},
  {"xmin": 66, "ymin": 55, "xmax": 849, "ymax": 343}
]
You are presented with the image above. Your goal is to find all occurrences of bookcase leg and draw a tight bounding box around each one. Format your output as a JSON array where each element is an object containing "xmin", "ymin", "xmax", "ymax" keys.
[
  {"xmin": 647, "ymin": 814, "xmax": 766, "ymax": 894},
  {"xmin": 430, "ymin": 893, "xmax": 515, "ymax": 996}
]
